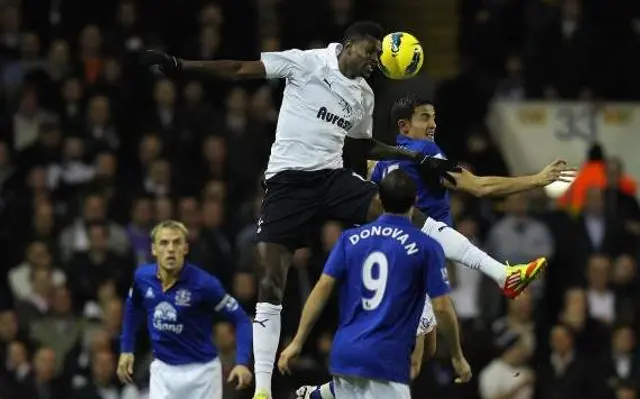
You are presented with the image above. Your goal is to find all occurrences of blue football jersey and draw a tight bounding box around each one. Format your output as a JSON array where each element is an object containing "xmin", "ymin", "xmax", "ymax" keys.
[
  {"xmin": 120, "ymin": 263, "xmax": 252, "ymax": 366},
  {"xmin": 324, "ymin": 214, "xmax": 450, "ymax": 384},
  {"xmin": 371, "ymin": 135, "xmax": 452, "ymax": 225}
]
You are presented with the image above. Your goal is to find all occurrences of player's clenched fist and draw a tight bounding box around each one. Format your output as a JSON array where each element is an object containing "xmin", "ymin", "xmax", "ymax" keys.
[
  {"xmin": 117, "ymin": 353, "xmax": 135, "ymax": 384},
  {"xmin": 227, "ymin": 364, "xmax": 253, "ymax": 390},
  {"xmin": 139, "ymin": 50, "xmax": 182, "ymax": 76},
  {"xmin": 416, "ymin": 155, "xmax": 462, "ymax": 186},
  {"xmin": 452, "ymin": 355, "xmax": 472, "ymax": 384},
  {"xmin": 277, "ymin": 340, "xmax": 302, "ymax": 375}
]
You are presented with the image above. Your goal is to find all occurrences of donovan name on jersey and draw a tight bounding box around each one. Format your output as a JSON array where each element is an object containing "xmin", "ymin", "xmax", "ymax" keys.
[{"xmin": 347, "ymin": 224, "xmax": 419, "ymax": 256}]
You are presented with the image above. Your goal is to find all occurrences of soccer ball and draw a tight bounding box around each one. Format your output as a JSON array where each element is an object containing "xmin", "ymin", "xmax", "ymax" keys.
[{"xmin": 378, "ymin": 32, "xmax": 424, "ymax": 80}]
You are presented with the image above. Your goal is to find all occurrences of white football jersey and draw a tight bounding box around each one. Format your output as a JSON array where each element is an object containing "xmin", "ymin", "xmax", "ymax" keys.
[
  {"xmin": 417, "ymin": 294, "xmax": 436, "ymax": 336},
  {"xmin": 261, "ymin": 43, "xmax": 375, "ymax": 179}
]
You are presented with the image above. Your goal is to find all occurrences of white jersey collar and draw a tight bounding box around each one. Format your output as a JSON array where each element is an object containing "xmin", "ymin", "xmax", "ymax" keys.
[{"xmin": 326, "ymin": 43, "xmax": 343, "ymax": 70}]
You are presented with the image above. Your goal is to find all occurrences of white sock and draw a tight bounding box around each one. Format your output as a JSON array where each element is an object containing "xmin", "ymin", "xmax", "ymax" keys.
[
  {"xmin": 253, "ymin": 302, "xmax": 283, "ymax": 396},
  {"xmin": 421, "ymin": 217, "xmax": 507, "ymax": 287},
  {"xmin": 320, "ymin": 382, "xmax": 336, "ymax": 398}
]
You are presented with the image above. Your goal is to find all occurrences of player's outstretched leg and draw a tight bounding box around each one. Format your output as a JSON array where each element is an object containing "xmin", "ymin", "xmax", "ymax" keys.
[
  {"xmin": 253, "ymin": 242, "xmax": 292, "ymax": 399},
  {"xmin": 365, "ymin": 197, "xmax": 544, "ymax": 299},
  {"xmin": 417, "ymin": 214, "xmax": 546, "ymax": 299},
  {"xmin": 295, "ymin": 382, "xmax": 335, "ymax": 399}
]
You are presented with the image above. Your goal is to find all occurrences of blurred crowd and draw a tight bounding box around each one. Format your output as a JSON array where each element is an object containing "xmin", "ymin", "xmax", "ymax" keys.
[
  {"xmin": 460, "ymin": 0, "xmax": 640, "ymax": 100},
  {"xmin": 0, "ymin": 0, "xmax": 638, "ymax": 398}
]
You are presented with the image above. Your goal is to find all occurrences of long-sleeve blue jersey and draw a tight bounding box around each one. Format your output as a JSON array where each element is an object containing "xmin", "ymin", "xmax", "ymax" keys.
[{"xmin": 120, "ymin": 262, "xmax": 252, "ymax": 366}]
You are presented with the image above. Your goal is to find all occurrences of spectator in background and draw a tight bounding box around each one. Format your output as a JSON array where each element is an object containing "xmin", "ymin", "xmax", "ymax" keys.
[
  {"xmin": 535, "ymin": 324, "xmax": 604, "ymax": 399},
  {"xmin": 143, "ymin": 78, "xmax": 181, "ymax": 142},
  {"xmin": 10, "ymin": 87, "xmax": 58, "ymax": 152},
  {"xmin": 58, "ymin": 77, "xmax": 85, "ymax": 133},
  {"xmin": 18, "ymin": 121, "xmax": 62, "ymax": 171},
  {"xmin": 14, "ymin": 268, "xmax": 54, "ymax": 331},
  {"xmin": 611, "ymin": 254, "xmax": 638, "ymax": 324},
  {"xmin": 0, "ymin": 310, "xmax": 24, "ymax": 372},
  {"xmin": 560, "ymin": 144, "xmax": 637, "ymax": 214},
  {"xmin": 68, "ymin": 349, "xmax": 140, "ymax": 399},
  {"xmin": 85, "ymin": 94, "xmax": 120, "ymax": 154},
  {"xmin": 126, "ymin": 197, "xmax": 153, "ymax": 266},
  {"xmin": 486, "ymin": 192, "xmax": 555, "ymax": 264},
  {"xmin": 601, "ymin": 325, "xmax": 640, "ymax": 395},
  {"xmin": 573, "ymin": 187, "xmax": 629, "ymax": 266},
  {"xmin": 3, "ymin": 31, "xmax": 44, "ymax": 94},
  {"xmin": 495, "ymin": 54, "xmax": 526, "ymax": 100},
  {"xmin": 0, "ymin": 5, "xmax": 22, "ymax": 59},
  {"xmin": 0, "ymin": 340, "xmax": 31, "ymax": 396},
  {"xmin": 110, "ymin": 0, "xmax": 146, "ymax": 54},
  {"xmin": 558, "ymin": 288, "xmax": 610, "ymax": 356},
  {"xmin": 29, "ymin": 286, "xmax": 81, "ymax": 377},
  {"xmin": 46, "ymin": 136, "xmax": 94, "ymax": 198},
  {"xmin": 78, "ymin": 24, "xmax": 104, "ymax": 85},
  {"xmin": 66, "ymin": 221, "xmax": 132, "ymax": 310},
  {"xmin": 479, "ymin": 329, "xmax": 535, "ymax": 399},
  {"xmin": 58, "ymin": 192, "xmax": 129, "ymax": 260},
  {"xmin": 604, "ymin": 157, "xmax": 640, "ymax": 239},
  {"xmin": 9, "ymin": 240, "xmax": 65, "ymax": 301},
  {"xmin": 585, "ymin": 254, "xmax": 616, "ymax": 325},
  {"xmin": 133, "ymin": 133, "xmax": 163, "ymax": 184}
]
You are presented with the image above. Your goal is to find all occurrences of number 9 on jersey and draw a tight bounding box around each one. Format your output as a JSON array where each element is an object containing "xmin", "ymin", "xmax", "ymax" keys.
[{"xmin": 361, "ymin": 252, "xmax": 389, "ymax": 310}]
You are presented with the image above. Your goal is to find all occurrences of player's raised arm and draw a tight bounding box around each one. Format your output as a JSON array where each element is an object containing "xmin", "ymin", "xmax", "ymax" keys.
[
  {"xmin": 441, "ymin": 159, "xmax": 576, "ymax": 197},
  {"xmin": 118, "ymin": 277, "xmax": 145, "ymax": 384},
  {"xmin": 140, "ymin": 48, "xmax": 309, "ymax": 81},
  {"xmin": 207, "ymin": 275, "xmax": 253, "ymax": 389},
  {"xmin": 277, "ymin": 234, "xmax": 346, "ymax": 375}
]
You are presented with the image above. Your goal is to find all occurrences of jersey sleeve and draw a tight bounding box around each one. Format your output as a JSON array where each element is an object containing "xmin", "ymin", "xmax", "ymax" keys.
[
  {"xmin": 423, "ymin": 240, "xmax": 451, "ymax": 299},
  {"xmin": 204, "ymin": 274, "xmax": 241, "ymax": 315},
  {"xmin": 322, "ymin": 233, "xmax": 348, "ymax": 279},
  {"xmin": 120, "ymin": 272, "xmax": 145, "ymax": 353},
  {"xmin": 260, "ymin": 49, "xmax": 307, "ymax": 80},
  {"xmin": 370, "ymin": 161, "xmax": 384, "ymax": 184},
  {"xmin": 417, "ymin": 141, "xmax": 447, "ymax": 159},
  {"xmin": 203, "ymin": 274, "xmax": 252, "ymax": 365}
]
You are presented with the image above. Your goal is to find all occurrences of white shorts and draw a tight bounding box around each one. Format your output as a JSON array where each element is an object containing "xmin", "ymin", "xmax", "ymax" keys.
[
  {"xmin": 333, "ymin": 376, "xmax": 411, "ymax": 399},
  {"xmin": 149, "ymin": 358, "xmax": 222, "ymax": 399},
  {"xmin": 417, "ymin": 294, "xmax": 436, "ymax": 336}
]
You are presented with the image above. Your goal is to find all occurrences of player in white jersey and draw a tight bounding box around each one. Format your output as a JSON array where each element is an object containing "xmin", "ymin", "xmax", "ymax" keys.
[{"xmin": 140, "ymin": 21, "xmax": 555, "ymax": 399}]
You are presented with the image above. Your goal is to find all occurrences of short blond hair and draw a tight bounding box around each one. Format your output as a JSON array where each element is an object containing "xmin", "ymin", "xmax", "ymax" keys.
[{"xmin": 150, "ymin": 220, "xmax": 188, "ymax": 242}]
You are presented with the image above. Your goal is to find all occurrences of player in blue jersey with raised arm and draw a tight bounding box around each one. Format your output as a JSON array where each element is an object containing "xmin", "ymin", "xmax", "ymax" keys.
[
  {"xmin": 278, "ymin": 170, "xmax": 470, "ymax": 398},
  {"xmin": 118, "ymin": 220, "xmax": 253, "ymax": 399},
  {"xmin": 291, "ymin": 94, "xmax": 574, "ymax": 399},
  {"xmin": 370, "ymin": 94, "xmax": 575, "ymax": 298}
]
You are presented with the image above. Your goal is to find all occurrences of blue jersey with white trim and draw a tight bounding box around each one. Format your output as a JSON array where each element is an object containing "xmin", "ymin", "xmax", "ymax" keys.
[
  {"xmin": 120, "ymin": 263, "xmax": 252, "ymax": 366},
  {"xmin": 371, "ymin": 135, "xmax": 452, "ymax": 225},
  {"xmin": 324, "ymin": 214, "xmax": 450, "ymax": 384}
]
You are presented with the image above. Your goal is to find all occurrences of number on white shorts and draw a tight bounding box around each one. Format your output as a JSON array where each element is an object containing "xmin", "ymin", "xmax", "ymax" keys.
[{"xmin": 361, "ymin": 251, "xmax": 389, "ymax": 310}]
